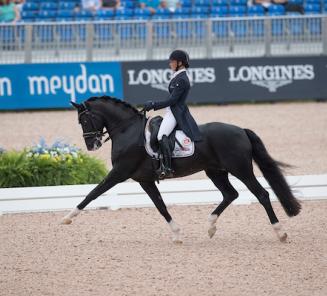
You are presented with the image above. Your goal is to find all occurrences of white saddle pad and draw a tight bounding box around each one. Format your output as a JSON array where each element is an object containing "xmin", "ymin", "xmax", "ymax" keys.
[{"xmin": 144, "ymin": 118, "xmax": 195, "ymax": 159}]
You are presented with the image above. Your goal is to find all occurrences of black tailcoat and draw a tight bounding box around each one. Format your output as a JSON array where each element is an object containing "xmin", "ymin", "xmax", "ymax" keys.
[{"xmin": 153, "ymin": 71, "xmax": 202, "ymax": 141}]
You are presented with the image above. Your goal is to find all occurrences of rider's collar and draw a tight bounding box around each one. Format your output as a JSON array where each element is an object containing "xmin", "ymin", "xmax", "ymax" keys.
[{"xmin": 172, "ymin": 68, "xmax": 186, "ymax": 79}]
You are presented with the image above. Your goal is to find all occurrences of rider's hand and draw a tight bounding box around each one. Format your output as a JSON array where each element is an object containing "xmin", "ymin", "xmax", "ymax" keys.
[{"xmin": 143, "ymin": 101, "xmax": 155, "ymax": 112}]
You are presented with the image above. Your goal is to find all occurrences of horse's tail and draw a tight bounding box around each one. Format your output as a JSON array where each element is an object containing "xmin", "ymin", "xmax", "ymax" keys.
[{"xmin": 244, "ymin": 129, "xmax": 301, "ymax": 217}]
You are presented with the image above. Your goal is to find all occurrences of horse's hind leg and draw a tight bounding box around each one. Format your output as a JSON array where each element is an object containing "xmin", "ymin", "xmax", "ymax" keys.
[
  {"xmin": 205, "ymin": 169, "xmax": 239, "ymax": 239},
  {"xmin": 236, "ymin": 172, "xmax": 287, "ymax": 242},
  {"xmin": 139, "ymin": 181, "xmax": 182, "ymax": 244}
]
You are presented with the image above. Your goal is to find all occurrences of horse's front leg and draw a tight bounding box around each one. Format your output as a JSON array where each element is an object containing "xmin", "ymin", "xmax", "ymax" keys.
[
  {"xmin": 139, "ymin": 181, "xmax": 182, "ymax": 244},
  {"xmin": 61, "ymin": 169, "xmax": 128, "ymax": 224}
]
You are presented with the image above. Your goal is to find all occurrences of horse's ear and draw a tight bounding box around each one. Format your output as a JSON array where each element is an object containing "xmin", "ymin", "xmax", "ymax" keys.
[{"xmin": 71, "ymin": 101, "xmax": 80, "ymax": 109}]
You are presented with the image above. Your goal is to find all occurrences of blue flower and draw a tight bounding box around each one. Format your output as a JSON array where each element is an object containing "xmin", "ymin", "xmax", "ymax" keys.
[{"xmin": 27, "ymin": 139, "xmax": 81, "ymax": 159}]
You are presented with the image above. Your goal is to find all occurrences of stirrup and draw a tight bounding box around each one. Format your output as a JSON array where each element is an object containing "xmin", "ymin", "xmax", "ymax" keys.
[
  {"xmin": 156, "ymin": 164, "xmax": 167, "ymax": 180},
  {"xmin": 158, "ymin": 170, "xmax": 166, "ymax": 180},
  {"xmin": 156, "ymin": 166, "xmax": 173, "ymax": 179}
]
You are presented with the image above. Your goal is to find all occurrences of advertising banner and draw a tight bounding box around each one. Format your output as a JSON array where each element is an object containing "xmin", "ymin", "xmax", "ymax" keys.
[
  {"xmin": 0, "ymin": 62, "xmax": 123, "ymax": 110},
  {"xmin": 122, "ymin": 56, "xmax": 327, "ymax": 104},
  {"xmin": 1, "ymin": 56, "xmax": 326, "ymax": 110}
]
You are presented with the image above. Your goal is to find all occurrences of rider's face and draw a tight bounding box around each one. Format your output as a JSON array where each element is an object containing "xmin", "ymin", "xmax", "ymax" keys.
[{"xmin": 169, "ymin": 59, "xmax": 177, "ymax": 71}]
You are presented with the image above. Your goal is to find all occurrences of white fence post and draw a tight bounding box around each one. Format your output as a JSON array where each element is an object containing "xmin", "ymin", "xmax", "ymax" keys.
[
  {"xmin": 24, "ymin": 24, "xmax": 33, "ymax": 63},
  {"xmin": 86, "ymin": 22, "xmax": 94, "ymax": 62},
  {"xmin": 146, "ymin": 21, "xmax": 153, "ymax": 60}
]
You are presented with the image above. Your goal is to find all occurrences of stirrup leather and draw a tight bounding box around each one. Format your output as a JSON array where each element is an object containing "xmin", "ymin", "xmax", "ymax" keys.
[{"xmin": 156, "ymin": 154, "xmax": 167, "ymax": 179}]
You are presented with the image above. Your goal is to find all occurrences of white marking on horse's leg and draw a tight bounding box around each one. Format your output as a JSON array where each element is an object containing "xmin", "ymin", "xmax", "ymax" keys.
[
  {"xmin": 61, "ymin": 208, "xmax": 81, "ymax": 225},
  {"xmin": 169, "ymin": 220, "xmax": 183, "ymax": 244},
  {"xmin": 208, "ymin": 214, "xmax": 218, "ymax": 225},
  {"xmin": 272, "ymin": 222, "xmax": 288, "ymax": 242},
  {"xmin": 208, "ymin": 214, "xmax": 218, "ymax": 239}
]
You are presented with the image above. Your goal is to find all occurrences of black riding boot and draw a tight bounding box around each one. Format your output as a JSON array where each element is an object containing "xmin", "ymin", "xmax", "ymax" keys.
[{"xmin": 156, "ymin": 136, "xmax": 174, "ymax": 179}]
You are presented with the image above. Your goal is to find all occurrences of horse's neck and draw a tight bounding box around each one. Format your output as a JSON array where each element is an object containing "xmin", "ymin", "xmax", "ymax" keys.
[
  {"xmin": 101, "ymin": 102, "xmax": 143, "ymax": 137},
  {"xmin": 101, "ymin": 102, "xmax": 131, "ymax": 123}
]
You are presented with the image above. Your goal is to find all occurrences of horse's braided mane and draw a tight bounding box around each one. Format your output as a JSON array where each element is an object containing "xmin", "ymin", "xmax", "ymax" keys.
[{"xmin": 86, "ymin": 95, "xmax": 141, "ymax": 116}]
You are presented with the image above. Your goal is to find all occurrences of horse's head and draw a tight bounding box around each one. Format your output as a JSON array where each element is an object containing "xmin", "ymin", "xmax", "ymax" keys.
[{"xmin": 71, "ymin": 101, "xmax": 107, "ymax": 151}]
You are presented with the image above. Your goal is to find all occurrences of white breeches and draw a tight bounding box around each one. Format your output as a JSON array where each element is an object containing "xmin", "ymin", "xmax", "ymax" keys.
[{"xmin": 157, "ymin": 107, "xmax": 177, "ymax": 141}]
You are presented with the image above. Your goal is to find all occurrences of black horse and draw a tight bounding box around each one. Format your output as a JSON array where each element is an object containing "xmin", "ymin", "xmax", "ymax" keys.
[{"xmin": 62, "ymin": 96, "xmax": 301, "ymax": 243}]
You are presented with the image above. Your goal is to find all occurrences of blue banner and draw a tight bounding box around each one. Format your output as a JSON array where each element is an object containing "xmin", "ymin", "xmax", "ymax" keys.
[{"xmin": 0, "ymin": 62, "xmax": 123, "ymax": 110}]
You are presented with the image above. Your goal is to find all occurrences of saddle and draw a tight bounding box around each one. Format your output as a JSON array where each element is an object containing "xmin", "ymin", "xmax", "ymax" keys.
[
  {"xmin": 144, "ymin": 116, "xmax": 195, "ymax": 159},
  {"xmin": 149, "ymin": 116, "xmax": 175, "ymax": 153}
]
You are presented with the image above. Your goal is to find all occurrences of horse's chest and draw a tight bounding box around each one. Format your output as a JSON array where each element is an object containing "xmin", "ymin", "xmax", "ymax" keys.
[{"xmin": 111, "ymin": 129, "xmax": 140, "ymax": 160}]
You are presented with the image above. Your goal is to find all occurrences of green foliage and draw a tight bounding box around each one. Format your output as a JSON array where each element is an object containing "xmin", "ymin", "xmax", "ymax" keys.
[{"xmin": 0, "ymin": 141, "xmax": 108, "ymax": 188}]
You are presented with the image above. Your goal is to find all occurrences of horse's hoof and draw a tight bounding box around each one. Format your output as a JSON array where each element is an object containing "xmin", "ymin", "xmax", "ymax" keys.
[
  {"xmin": 61, "ymin": 218, "xmax": 72, "ymax": 225},
  {"xmin": 279, "ymin": 233, "xmax": 288, "ymax": 242},
  {"xmin": 173, "ymin": 239, "xmax": 183, "ymax": 245},
  {"xmin": 208, "ymin": 226, "xmax": 217, "ymax": 239}
]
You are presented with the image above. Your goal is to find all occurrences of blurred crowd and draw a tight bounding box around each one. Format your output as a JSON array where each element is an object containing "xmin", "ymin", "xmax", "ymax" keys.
[
  {"xmin": 79, "ymin": 0, "xmax": 181, "ymax": 14},
  {"xmin": 0, "ymin": 0, "xmax": 183, "ymax": 23},
  {"xmin": 0, "ymin": 0, "xmax": 305, "ymax": 24},
  {"xmin": 80, "ymin": 0, "xmax": 181, "ymax": 12},
  {"xmin": 0, "ymin": 0, "xmax": 22, "ymax": 23}
]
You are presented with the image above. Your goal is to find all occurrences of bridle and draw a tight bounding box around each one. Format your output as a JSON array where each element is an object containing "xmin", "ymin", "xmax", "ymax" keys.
[
  {"xmin": 78, "ymin": 103, "xmax": 110, "ymax": 144},
  {"xmin": 78, "ymin": 102, "xmax": 142, "ymax": 144}
]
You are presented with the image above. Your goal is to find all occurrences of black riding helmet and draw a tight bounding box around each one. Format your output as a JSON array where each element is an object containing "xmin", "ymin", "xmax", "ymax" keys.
[{"xmin": 169, "ymin": 49, "xmax": 190, "ymax": 69}]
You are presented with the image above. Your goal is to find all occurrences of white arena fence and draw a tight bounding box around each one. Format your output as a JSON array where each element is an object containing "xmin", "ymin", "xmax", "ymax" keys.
[
  {"xmin": 1, "ymin": 174, "xmax": 326, "ymax": 214},
  {"xmin": 0, "ymin": 15, "xmax": 326, "ymax": 64}
]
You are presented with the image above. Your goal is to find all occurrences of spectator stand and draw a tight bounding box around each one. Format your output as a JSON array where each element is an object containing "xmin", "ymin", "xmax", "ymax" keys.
[{"xmin": 1, "ymin": 0, "xmax": 326, "ymax": 63}]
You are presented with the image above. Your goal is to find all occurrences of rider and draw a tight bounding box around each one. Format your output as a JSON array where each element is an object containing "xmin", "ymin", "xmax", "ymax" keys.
[{"xmin": 143, "ymin": 49, "xmax": 202, "ymax": 179}]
